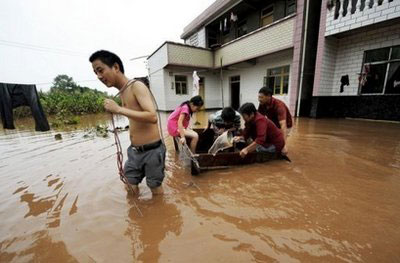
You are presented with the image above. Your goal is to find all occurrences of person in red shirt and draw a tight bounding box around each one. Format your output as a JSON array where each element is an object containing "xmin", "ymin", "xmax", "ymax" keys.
[
  {"xmin": 234, "ymin": 103, "xmax": 285, "ymax": 158},
  {"xmin": 258, "ymin": 87, "xmax": 292, "ymax": 155}
]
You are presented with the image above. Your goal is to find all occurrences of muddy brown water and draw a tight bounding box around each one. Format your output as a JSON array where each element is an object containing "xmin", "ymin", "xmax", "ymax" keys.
[{"xmin": 0, "ymin": 112, "xmax": 399, "ymax": 262}]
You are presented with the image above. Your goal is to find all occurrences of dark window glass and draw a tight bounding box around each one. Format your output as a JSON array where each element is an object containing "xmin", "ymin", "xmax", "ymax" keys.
[
  {"xmin": 385, "ymin": 62, "xmax": 400, "ymax": 94},
  {"xmin": 365, "ymin": 48, "xmax": 390, "ymax": 63},
  {"xmin": 360, "ymin": 64, "xmax": 387, "ymax": 93},
  {"xmin": 175, "ymin": 75, "xmax": 186, "ymax": 82},
  {"xmin": 283, "ymin": 75, "xmax": 289, "ymax": 94},
  {"xmin": 267, "ymin": 77, "xmax": 275, "ymax": 90},
  {"xmin": 391, "ymin": 46, "xmax": 400, "ymax": 60}
]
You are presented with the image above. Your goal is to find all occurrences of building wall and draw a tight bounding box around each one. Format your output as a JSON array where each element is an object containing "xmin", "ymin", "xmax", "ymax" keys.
[
  {"xmin": 198, "ymin": 27, "xmax": 207, "ymax": 48},
  {"xmin": 149, "ymin": 69, "xmax": 168, "ymax": 110},
  {"xmin": 168, "ymin": 43, "xmax": 213, "ymax": 68},
  {"xmin": 318, "ymin": 22, "xmax": 400, "ymax": 96},
  {"xmin": 214, "ymin": 16, "xmax": 294, "ymax": 67},
  {"xmin": 325, "ymin": 0, "xmax": 400, "ymax": 36},
  {"xmin": 289, "ymin": 0, "xmax": 305, "ymax": 115},
  {"xmin": 161, "ymin": 71, "xmax": 222, "ymax": 111},
  {"xmin": 148, "ymin": 44, "xmax": 168, "ymax": 74},
  {"xmin": 220, "ymin": 49, "xmax": 294, "ymax": 110}
]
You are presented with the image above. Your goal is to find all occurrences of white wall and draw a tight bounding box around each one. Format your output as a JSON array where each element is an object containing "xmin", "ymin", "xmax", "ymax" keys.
[
  {"xmin": 221, "ymin": 49, "xmax": 294, "ymax": 108},
  {"xmin": 325, "ymin": 0, "xmax": 400, "ymax": 36},
  {"xmin": 148, "ymin": 44, "xmax": 168, "ymax": 74},
  {"xmin": 319, "ymin": 22, "xmax": 400, "ymax": 96},
  {"xmin": 198, "ymin": 27, "xmax": 207, "ymax": 48},
  {"xmin": 184, "ymin": 27, "xmax": 206, "ymax": 48},
  {"xmin": 149, "ymin": 69, "xmax": 167, "ymax": 110}
]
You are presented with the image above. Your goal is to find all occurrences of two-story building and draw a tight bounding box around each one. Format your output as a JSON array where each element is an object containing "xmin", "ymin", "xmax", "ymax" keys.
[
  {"xmin": 147, "ymin": 0, "xmax": 400, "ymax": 121},
  {"xmin": 147, "ymin": 0, "xmax": 308, "ymax": 115},
  {"xmin": 311, "ymin": 0, "xmax": 400, "ymax": 120}
]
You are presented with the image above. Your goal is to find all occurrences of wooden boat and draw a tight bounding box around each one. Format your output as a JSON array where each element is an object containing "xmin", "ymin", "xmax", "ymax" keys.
[{"xmin": 173, "ymin": 128, "xmax": 290, "ymax": 175}]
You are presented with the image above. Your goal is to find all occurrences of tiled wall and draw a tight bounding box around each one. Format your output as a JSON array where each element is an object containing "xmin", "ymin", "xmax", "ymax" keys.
[
  {"xmin": 325, "ymin": 0, "xmax": 400, "ymax": 36},
  {"xmin": 318, "ymin": 22, "xmax": 400, "ymax": 96}
]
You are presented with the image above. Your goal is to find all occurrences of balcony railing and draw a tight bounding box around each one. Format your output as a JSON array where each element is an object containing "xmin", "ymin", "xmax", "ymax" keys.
[
  {"xmin": 325, "ymin": 0, "xmax": 399, "ymax": 36},
  {"xmin": 330, "ymin": 0, "xmax": 393, "ymax": 20},
  {"xmin": 214, "ymin": 15, "xmax": 295, "ymax": 68}
]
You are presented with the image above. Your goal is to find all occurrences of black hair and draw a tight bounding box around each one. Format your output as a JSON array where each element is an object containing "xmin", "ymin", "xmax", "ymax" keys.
[
  {"xmin": 259, "ymin": 86, "xmax": 273, "ymax": 96},
  {"xmin": 180, "ymin": 95, "xmax": 204, "ymax": 116},
  {"xmin": 89, "ymin": 50, "xmax": 125, "ymax": 74},
  {"xmin": 239, "ymin": 102, "xmax": 257, "ymax": 115},
  {"xmin": 221, "ymin": 107, "xmax": 236, "ymax": 123}
]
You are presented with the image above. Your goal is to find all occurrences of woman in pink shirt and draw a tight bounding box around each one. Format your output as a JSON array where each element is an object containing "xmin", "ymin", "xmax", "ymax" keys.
[{"xmin": 167, "ymin": 96, "xmax": 204, "ymax": 153}]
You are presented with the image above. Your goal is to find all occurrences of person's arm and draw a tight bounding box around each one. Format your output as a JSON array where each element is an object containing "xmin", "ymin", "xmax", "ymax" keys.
[
  {"xmin": 276, "ymin": 106, "xmax": 288, "ymax": 142},
  {"xmin": 240, "ymin": 141, "xmax": 257, "ymax": 158},
  {"xmin": 279, "ymin": 120, "xmax": 288, "ymax": 142},
  {"xmin": 104, "ymin": 82, "xmax": 157, "ymax": 123},
  {"xmin": 177, "ymin": 112, "xmax": 186, "ymax": 144}
]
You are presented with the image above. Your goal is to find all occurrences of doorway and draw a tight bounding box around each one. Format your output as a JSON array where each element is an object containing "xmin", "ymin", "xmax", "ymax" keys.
[{"xmin": 230, "ymin": 76, "xmax": 240, "ymax": 110}]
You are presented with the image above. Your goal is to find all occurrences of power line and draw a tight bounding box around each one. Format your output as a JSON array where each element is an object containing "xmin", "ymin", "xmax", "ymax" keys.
[
  {"xmin": 0, "ymin": 79, "xmax": 98, "ymax": 86},
  {"xmin": 0, "ymin": 39, "xmax": 88, "ymax": 57}
]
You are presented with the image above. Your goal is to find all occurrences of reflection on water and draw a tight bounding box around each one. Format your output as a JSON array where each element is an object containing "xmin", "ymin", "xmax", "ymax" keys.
[{"xmin": 1, "ymin": 112, "xmax": 400, "ymax": 262}]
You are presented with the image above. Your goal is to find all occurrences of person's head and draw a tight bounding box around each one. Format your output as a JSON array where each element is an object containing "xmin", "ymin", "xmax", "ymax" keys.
[
  {"xmin": 239, "ymin": 103, "xmax": 257, "ymax": 123},
  {"xmin": 189, "ymin": 95, "xmax": 204, "ymax": 113},
  {"xmin": 258, "ymin": 87, "xmax": 273, "ymax": 105},
  {"xmin": 89, "ymin": 50, "xmax": 124, "ymax": 87},
  {"xmin": 221, "ymin": 107, "xmax": 236, "ymax": 128}
]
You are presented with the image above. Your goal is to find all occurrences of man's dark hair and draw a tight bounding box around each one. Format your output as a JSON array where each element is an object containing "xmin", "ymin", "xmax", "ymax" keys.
[
  {"xmin": 89, "ymin": 50, "xmax": 125, "ymax": 73},
  {"xmin": 239, "ymin": 103, "xmax": 257, "ymax": 115},
  {"xmin": 259, "ymin": 86, "xmax": 273, "ymax": 96},
  {"xmin": 221, "ymin": 107, "xmax": 236, "ymax": 123}
]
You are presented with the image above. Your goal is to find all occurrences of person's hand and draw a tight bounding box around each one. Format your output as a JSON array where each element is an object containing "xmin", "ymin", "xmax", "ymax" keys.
[
  {"xmin": 179, "ymin": 137, "xmax": 186, "ymax": 145},
  {"xmin": 233, "ymin": 136, "xmax": 243, "ymax": 143},
  {"xmin": 281, "ymin": 145, "xmax": 288, "ymax": 156},
  {"xmin": 104, "ymin": 99, "xmax": 120, "ymax": 114},
  {"xmin": 240, "ymin": 148, "xmax": 248, "ymax": 158},
  {"xmin": 216, "ymin": 128, "xmax": 225, "ymax": 135}
]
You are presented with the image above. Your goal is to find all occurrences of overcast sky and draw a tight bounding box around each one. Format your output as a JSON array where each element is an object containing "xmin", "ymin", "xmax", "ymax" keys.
[{"xmin": 0, "ymin": 0, "xmax": 215, "ymax": 94}]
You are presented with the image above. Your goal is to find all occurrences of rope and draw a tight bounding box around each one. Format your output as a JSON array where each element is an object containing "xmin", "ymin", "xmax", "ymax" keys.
[{"xmin": 110, "ymin": 79, "xmax": 143, "ymax": 217}]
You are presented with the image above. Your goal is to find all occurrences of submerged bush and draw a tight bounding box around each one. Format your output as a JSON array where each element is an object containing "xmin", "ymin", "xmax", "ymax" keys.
[{"xmin": 13, "ymin": 75, "xmax": 119, "ymax": 119}]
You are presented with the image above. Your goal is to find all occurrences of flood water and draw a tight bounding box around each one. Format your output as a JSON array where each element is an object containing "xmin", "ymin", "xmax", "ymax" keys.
[{"xmin": 0, "ymin": 112, "xmax": 399, "ymax": 262}]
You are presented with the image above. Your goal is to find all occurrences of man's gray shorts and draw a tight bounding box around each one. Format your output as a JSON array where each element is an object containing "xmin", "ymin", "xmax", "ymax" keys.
[{"xmin": 124, "ymin": 141, "xmax": 166, "ymax": 188}]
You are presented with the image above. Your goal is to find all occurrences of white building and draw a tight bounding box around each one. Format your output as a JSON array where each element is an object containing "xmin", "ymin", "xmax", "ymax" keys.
[
  {"xmin": 311, "ymin": 0, "xmax": 400, "ymax": 120},
  {"xmin": 147, "ymin": 0, "xmax": 303, "ymax": 114}
]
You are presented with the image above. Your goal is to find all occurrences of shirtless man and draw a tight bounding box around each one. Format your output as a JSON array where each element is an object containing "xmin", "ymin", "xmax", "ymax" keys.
[{"xmin": 89, "ymin": 50, "xmax": 165, "ymax": 195}]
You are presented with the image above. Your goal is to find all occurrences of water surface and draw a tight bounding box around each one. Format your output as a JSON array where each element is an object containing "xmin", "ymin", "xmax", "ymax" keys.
[{"xmin": 0, "ymin": 113, "xmax": 399, "ymax": 262}]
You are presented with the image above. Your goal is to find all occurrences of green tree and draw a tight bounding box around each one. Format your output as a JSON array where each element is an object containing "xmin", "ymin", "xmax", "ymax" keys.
[{"xmin": 50, "ymin": 74, "xmax": 78, "ymax": 92}]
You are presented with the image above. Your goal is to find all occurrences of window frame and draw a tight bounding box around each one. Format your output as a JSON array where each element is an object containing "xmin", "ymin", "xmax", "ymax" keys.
[
  {"xmin": 359, "ymin": 45, "xmax": 400, "ymax": 95},
  {"xmin": 174, "ymin": 75, "xmax": 188, "ymax": 95},
  {"xmin": 261, "ymin": 5, "xmax": 274, "ymax": 27},
  {"xmin": 264, "ymin": 65, "xmax": 290, "ymax": 95}
]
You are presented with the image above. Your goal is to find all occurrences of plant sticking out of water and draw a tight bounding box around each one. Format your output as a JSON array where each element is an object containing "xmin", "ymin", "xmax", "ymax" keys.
[{"xmin": 50, "ymin": 109, "xmax": 81, "ymax": 128}]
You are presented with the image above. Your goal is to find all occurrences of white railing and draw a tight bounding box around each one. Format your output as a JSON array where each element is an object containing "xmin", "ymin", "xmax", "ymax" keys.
[
  {"xmin": 325, "ymin": 0, "xmax": 399, "ymax": 36},
  {"xmin": 330, "ymin": 0, "xmax": 393, "ymax": 20}
]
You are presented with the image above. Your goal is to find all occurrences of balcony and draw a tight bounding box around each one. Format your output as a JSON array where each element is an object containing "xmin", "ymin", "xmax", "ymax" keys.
[
  {"xmin": 147, "ymin": 42, "xmax": 213, "ymax": 74},
  {"xmin": 325, "ymin": 0, "xmax": 400, "ymax": 36},
  {"xmin": 214, "ymin": 15, "xmax": 295, "ymax": 67}
]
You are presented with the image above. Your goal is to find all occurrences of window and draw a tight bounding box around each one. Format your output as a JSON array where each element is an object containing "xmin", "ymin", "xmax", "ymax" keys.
[
  {"xmin": 359, "ymin": 45, "xmax": 400, "ymax": 95},
  {"xmin": 286, "ymin": 0, "xmax": 296, "ymax": 15},
  {"xmin": 237, "ymin": 20, "xmax": 247, "ymax": 38},
  {"xmin": 261, "ymin": 5, "xmax": 274, "ymax": 27},
  {"xmin": 264, "ymin": 66, "xmax": 290, "ymax": 95},
  {"xmin": 175, "ymin": 75, "xmax": 187, "ymax": 95}
]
